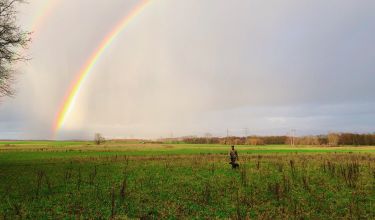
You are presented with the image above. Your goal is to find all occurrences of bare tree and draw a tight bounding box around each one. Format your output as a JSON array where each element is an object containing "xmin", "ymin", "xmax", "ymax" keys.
[
  {"xmin": 0, "ymin": 0, "xmax": 30, "ymax": 98},
  {"xmin": 328, "ymin": 133, "xmax": 339, "ymax": 146},
  {"xmin": 94, "ymin": 133, "xmax": 105, "ymax": 145},
  {"xmin": 248, "ymin": 137, "xmax": 264, "ymax": 146},
  {"xmin": 204, "ymin": 132, "xmax": 212, "ymax": 144}
]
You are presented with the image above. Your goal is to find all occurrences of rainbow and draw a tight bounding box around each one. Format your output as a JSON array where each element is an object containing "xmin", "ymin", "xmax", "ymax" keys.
[
  {"xmin": 31, "ymin": 0, "xmax": 61, "ymax": 34},
  {"xmin": 54, "ymin": 0, "xmax": 151, "ymax": 132},
  {"xmin": 17, "ymin": 0, "xmax": 60, "ymax": 56}
]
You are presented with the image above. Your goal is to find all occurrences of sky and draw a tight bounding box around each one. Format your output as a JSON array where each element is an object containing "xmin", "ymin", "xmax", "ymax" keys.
[{"xmin": 0, "ymin": 0, "xmax": 375, "ymax": 140}]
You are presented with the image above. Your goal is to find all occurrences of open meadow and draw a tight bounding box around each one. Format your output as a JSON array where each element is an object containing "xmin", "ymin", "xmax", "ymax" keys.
[
  {"xmin": 1, "ymin": 0, "xmax": 375, "ymax": 219},
  {"xmin": 0, "ymin": 141, "xmax": 374, "ymax": 219}
]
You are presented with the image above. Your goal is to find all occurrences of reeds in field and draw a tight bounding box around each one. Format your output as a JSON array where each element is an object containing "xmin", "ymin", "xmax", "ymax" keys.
[
  {"xmin": 283, "ymin": 173, "xmax": 291, "ymax": 193},
  {"xmin": 301, "ymin": 174, "xmax": 310, "ymax": 191},
  {"xmin": 326, "ymin": 161, "xmax": 336, "ymax": 177},
  {"xmin": 209, "ymin": 163, "xmax": 215, "ymax": 175},
  {"xmin": 45, "ymin": 173, "xmax": 52, "ymax": 193},
  {"xmin": 111, "ymin": 185, "xmax": 116, "ymax": 219},
  {"xmin": 289, "ymin": 160, "xmax": 296, "ymax": 176},
  {"xmin": 240, "ymin": 165, "xmax": 248, "ymax": 187},
  {"xmin": 339, "ymin": 161, "xmax": 360, "ymax": 188},
  {"xmin": 268, "ymin": 181, "xmax": 282, "ymax": 201},
  {"xmin": 76, "ymin": 168, "xmax": 82, "ymax": 190},
  {"xmin": 64, "ymin": 163, "xmax": 73, "ymax": 183},
  {"xmin": 88, "ymin": 165, "xmax": 97, "ymax": 185},
  {"xmin": 120, "ymin": 176, "xmax": 127, "ymax": 200},
  {"xmin": 235, "ymin": 189, "xmax": 244, "ymax": 220},
  {"xmin": 1, "ymin": 152, "xmax": 374, "ymax": 219},
  {"xmin": 35, "ymin": 170, "xmax": 44, "ymax": 198},
  {"xmin": 276, "ymin": 162, "xmax": 284, "ymax": 172},
  {"xmin": 202, "ymin": 181, "xmax": 211, "ymax": 204}
]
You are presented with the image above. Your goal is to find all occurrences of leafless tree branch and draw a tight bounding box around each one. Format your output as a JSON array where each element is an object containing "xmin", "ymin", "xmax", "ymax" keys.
[{"xmin": 0, "ymin": 0, "xmax": 30, "ymax": 98}]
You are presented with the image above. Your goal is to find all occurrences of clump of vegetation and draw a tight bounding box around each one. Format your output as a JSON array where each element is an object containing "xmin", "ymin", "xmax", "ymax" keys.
[{"xmin": 94, "ymin": 133, "xmax": 105, "ymax": 145}]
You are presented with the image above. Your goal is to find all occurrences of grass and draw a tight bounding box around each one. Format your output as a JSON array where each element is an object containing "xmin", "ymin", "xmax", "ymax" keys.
[
  {"xmin": 0, "ymin": 140, "xmax": 90, "ymax": 146},
  {"xmin": 0, "ymin": 142, "xmax": 374, "ymax": 219}
]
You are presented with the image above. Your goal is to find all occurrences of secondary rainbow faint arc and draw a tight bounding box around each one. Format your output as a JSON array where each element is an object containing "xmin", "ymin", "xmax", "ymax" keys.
[
  {"xmin": 54, "ymin": 0, "xmax": 151, "ymax": 131},
  {"xmin": 31, "ymin": 0, "xmax": 61, "ymax": 34}
]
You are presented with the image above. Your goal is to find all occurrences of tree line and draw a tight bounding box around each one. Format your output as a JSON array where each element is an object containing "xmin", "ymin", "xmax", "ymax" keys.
[{"xmin": 163, "ymin": 133, "xmax": 375, "ymax": 146}]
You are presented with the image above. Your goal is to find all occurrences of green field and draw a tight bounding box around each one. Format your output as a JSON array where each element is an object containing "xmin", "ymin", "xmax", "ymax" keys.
[{"xmin": 0, "ymin": 142, "xmax": 374, "ymax": 219}]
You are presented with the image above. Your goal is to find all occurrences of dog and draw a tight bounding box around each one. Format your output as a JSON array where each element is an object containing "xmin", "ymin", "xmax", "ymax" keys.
[{"xmin": 229, "ymin": 161, "xmax": 240, "ymax": 169}]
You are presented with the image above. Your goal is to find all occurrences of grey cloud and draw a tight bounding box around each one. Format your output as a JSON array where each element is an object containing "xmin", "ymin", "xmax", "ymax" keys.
[{"xmin": 1, "ymin": 0, "xmax": 374, "ymax": 139}]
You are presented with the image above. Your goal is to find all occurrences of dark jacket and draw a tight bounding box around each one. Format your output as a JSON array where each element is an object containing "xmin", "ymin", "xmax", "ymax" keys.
[{"xmin": 229, "ymin": 149, "xmax": 238, "ymax": 162}]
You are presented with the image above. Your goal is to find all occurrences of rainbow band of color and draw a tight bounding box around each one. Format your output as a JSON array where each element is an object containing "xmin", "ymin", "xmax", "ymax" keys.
[
  {"xmin": 54, "ymin": 0, "xmax": 151, "ymax": 131},
  {"xmin": 32, "ymin": 0, "xmax": 61, "ymax": 34}
]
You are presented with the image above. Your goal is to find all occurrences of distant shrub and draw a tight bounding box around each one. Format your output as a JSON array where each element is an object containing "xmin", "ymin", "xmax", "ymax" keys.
[{"xmin": 94, "ymin": 133, "xmax": 105, "ymax": 145}]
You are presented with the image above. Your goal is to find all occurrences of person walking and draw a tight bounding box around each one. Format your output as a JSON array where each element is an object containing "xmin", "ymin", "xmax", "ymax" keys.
[{"xmin": 229, "ymin": 145, "xmax": 239, "ymax": 168}]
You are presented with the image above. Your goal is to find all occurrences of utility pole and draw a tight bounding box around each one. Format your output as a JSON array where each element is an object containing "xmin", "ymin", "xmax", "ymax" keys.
[
  {"xmin": 226, "ymin": 128, "xmax": 229, "ymax": 145},
  {"xmin": 290, "ymin": 129, "xmax": 296, "ymax": 146},
  {"xmin": 244, "ymin": 128, "xmax": 248, "ymax": 145}
]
